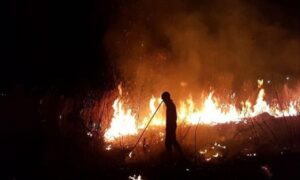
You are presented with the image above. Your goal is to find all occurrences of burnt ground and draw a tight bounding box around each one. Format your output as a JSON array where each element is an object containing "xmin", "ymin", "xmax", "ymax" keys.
[
  {"xmin": 1, "ymin": 89, "xmax": 300, "ymax": 180},
  {"xmin": 2, "ymin": 138, "xmax": 300, "ymax": 180}
]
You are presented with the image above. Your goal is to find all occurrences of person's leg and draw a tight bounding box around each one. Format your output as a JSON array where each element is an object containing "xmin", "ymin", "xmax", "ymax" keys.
[
  {"xmin": 165, "ymin": 133, "xmax": 173, "ymax": 163},
  {"xmin": 173, "ymin": 140, "xmax": 183, "ymax": 155},
  {"xmin": 172, "ymin": 129, "xmax": 183, "ymax": 156},
  {"xmin": 165, "ymin": 139, "xmax": 172, "ymax": 154}
]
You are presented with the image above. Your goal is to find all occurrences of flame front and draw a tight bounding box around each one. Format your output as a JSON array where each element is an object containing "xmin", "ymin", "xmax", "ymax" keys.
[
  {"xmin": 104, "ymin": 97, "xmax": 138, "ymax": 142},
  {"xmin": 104, "ymin": 82, "xmax": 300, "ymax": 142}
]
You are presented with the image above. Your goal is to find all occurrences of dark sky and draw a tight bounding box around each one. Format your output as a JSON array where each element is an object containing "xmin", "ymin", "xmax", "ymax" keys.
[{"xmin": 2, "ymin": 0, "xmax": 299, "ymax": 91}]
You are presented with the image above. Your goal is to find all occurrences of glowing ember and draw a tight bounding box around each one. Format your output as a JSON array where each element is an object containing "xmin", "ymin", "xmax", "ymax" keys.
[
  {"xmin": 213, "ymin": 152, "xmax": 220, "ymax": 158},
  {"xmin": 129, "ymin": 151, "xmax": 133, "ymax": 158},
  {"xmin": 258, "ymin": 79, "xmax": 264, "ymax": 88},
  {"xmin": 128, "ymin": 174, "xmax": 142, "ymax": 180},
  {"xmin": 214, "ymin": 142, "xmax": 226, "ymax": 149},
  {"xmin": 199, "ymin": 149, "xmax": 207, "ymax": 154},
  {"xmin": 206, "ymin": 158, "xmax": 211, "ymax": 162},
  {"xmin": 105, "ymin": 144, "xmax": 112, "ymax": 151},
  {"xmin": 246, "ymin": 153, "xmax": 257, "ymax": 157}
]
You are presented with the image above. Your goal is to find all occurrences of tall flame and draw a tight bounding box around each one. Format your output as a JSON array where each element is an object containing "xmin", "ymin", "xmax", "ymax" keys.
[
  {"xmin": 104, "ymin": 81, "xmax": 300, "ymax": 142},
  {"xmin": 104, "ymin": 85, "xmax": 138, "ymax": 142}
]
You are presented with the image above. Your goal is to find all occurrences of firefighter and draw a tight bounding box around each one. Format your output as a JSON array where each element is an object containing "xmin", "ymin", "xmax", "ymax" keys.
[{"xmin": 161, "ymin": 91, "xmax": 183, "ymax": 158}]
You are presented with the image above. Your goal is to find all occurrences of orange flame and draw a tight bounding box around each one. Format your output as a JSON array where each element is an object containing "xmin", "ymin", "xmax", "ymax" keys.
[{"xmin": 104, "ymin": 81, "xmax": 299, "ymax": 142}]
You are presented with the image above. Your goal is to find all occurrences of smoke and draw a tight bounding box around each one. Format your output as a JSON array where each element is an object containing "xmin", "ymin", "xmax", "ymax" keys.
[{"xmin": 104, "ymin": 0, "xmax": 299, "ymax": 99}]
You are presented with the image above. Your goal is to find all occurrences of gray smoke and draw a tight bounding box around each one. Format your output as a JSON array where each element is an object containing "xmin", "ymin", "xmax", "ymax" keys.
[{"xmin": 104, "ymin": 0, "xmax": 299, "ymax": 100}]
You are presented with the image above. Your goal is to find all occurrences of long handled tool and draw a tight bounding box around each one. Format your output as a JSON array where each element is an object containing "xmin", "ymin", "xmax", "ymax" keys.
[{"xmin": 129, "ymin": 101, "xmax": 163, "ymax": 155}]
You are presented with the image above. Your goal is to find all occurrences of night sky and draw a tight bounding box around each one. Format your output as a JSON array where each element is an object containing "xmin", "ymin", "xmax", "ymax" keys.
[{"xmin": 3, "ymin": 0, "xmax": 299, "ymax": 91}]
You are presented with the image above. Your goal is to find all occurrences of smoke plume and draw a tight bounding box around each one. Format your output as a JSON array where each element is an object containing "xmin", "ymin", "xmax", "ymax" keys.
[{"xmin": 104, "ymin": 0, "xmax": 299, "ymax": 100}]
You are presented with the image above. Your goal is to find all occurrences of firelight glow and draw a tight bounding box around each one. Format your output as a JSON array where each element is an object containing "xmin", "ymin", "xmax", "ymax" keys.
[{"xmin": 104, "ymin": 81, "xmax": 300, "ymax": 142}]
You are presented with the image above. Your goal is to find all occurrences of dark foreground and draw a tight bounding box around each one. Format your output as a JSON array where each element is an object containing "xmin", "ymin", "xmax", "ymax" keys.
[
  {"xmin": 2, "ymin": 126, "xmax": 300, "ymax": 180},
  {"xmin": 3, "ymin": 145, "xmax": 300, "ymax": 180},
  {"xmin": 1, "ymin": 88, "xmax": 300, "ymax": 180}
]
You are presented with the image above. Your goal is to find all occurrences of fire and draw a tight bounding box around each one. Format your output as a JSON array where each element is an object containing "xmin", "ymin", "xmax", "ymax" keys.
[
  {"xmin": 104, "ymin": 81, "xmax": 300, "ymax": 142},
  {"xmin": 103, "ymin": 85, "xmax": 138, "ymax": 141},
  {"xmin": 187, "ymin": 92, "xmax": 241, "ymax": 125},
  {"xmin": 140, "ymin": 96, "xmax": 164, "ymax": 128}
]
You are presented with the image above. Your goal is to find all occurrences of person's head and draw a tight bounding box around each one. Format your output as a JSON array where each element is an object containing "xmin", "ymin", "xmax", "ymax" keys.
[{"xmin": 161, "ymin": 91, "xmax": 171, "ymax": 102}]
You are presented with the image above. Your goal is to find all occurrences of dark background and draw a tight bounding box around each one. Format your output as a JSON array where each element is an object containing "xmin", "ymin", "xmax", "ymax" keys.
[
  {"xmin": 2, "ymin": 0, "xmax": 299, "ymax": 92},
  {"xmin": 3, "ymin": 0, "xmax": 120, "ymax": 92}
]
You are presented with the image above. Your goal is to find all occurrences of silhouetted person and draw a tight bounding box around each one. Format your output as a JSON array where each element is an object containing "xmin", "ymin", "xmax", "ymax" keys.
[{"xmin": 161, "ymin": 91, "xmax": 183, "ymax": 159}]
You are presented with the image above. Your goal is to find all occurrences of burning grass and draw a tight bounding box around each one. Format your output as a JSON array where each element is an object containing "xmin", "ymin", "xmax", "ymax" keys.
[
  {"xmin": 32, "ymin": 80, "xmax": 300, "ymax": 179},
  {"xmin": 96, "ymin": 80, "xmax": 299, "ymax": 146},
  {"xmin": 79, "ymin": 80, "xmax": 300, "ymax": 167}
]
